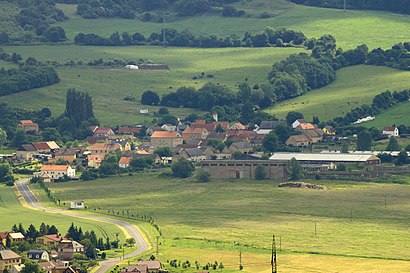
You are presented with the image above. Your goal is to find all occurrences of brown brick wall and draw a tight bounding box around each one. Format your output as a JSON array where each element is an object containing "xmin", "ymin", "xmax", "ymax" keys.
[{"xmin": 201, "ymin": 160, "xmax": 287, "ymax": 180}]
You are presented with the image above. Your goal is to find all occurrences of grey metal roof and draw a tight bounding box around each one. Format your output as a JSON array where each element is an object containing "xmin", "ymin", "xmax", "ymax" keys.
[{"xmin": 269, "ymin": 152, "xmax": 379, "ymax": 162}]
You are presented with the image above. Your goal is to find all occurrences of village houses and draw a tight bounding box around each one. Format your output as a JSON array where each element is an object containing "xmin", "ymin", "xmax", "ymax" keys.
[
  {"xmin": 0, "ymin": 246, "xmax": 22, "ymax": 273},
  {"xmin": 150, "ymin": 131, "xmax": 182, "ymax": 148},
  {"xmin": 17, "ymin": 120, "xmax": 39, "ymax": 134},
  {"xmin": 39, "ymin": 165, "xmax": 76, "ymax": 182}
]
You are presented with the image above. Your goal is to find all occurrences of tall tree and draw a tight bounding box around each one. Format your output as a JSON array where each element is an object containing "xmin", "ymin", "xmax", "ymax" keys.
[
  {"xmin": 64, "ymin": 89, "xmax": 95, "ymax": 127},
  {"xmin": 0, "ymin": 128, "xmax": 7, "ymax": 148},
  {"xmin": 356, "ymin": 129, "xmax": 372, "ymax": 151},
  {"xmin": 288, "ymin": 157, "xmax": 302, "ymax": 180},
  {"xmin": 262, "ymin": 131, "xmax": 279, "ymax": 153},
  {"xmin": 386, "ymin": 137, "xmax": 401, "ymax": 151}
]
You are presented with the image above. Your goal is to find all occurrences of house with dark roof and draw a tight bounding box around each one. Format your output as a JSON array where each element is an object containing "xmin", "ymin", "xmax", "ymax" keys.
[
  {"xmin": 174, "ymin": 148, "xmax": 206, "ymax": 162},
  {"xmin": 285, "ymin": 135, "xmax": 311, "ymax": 147},
  {"xmin": 117, "ymin": 126, "xmax": 141, "ymax": 135},
  {"xmin": 229, "ymin": 142, "xmax": 253, "ymax": 154},
  {"xmin": 16, "ymin": 144, "xmax": 37, "ymax": 160},
  {"xmin": 93, "ymin": 127, "xmax": 115, "ymax": 137},
  {"xmin": 57, "ymin": 240, "xmax": 84, "ymax": 260},
  {"xmin": 136, "ymin": 260, "xmax": 162, "ymax": 273},
  {"xmin": 120, "ymin": 265, "xmax": 148, "ymax": 273},
  {"xmin": 28, "ymin": 250, "xmax": 49, "ymax": 261}
]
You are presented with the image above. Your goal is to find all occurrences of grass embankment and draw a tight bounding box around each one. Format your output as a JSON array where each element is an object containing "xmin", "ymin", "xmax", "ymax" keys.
[
  {"xmin": 0, "ymin": 184, "xmax": 125, "ymax": 243},
  {"xmin": 265, "ymin": 65, "xmax": 410, "ymax": 123},
  {"xmin": 1, "ymin": 46, "xmax": 302, "ymax": 125},
  {"xmin": 56, "ymin": 2, "xmax": 410, "ymax": 49},
  {"xmin": 47, "ymin": 174, "xmax": 410, "ymax": 272}
]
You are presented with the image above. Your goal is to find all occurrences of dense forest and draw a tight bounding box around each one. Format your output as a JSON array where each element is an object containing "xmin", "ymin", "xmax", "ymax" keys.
[{"xmin": 291, "ymin": 0, "xmax": 410, "ymax": 15}]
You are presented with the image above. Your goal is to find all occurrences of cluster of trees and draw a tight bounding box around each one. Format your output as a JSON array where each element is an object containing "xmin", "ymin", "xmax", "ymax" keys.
[
  {"xmin": 367, "ymin": 42, "xmax": 410, "ymax": 71},
  {"xmin": 9, "ymin": 222, "xmax": 59, "ymax": 244},
  {"xmin": 331, "ymin": 89, "xmax": 410, "ymax": 126},
  {"xmin": 290, "ymin": 0, "xmax": 410, "ymax": 15},
  {"xmin": 267, "ymin": 38, "xmax": 369, "ymax": 102},
  {"xmin": 0, "ymin": 0, "xmax": 68, "ymax": 43},
  {"xmin": 0, "ymin": 65, "xmax": 60, "ymax": 96},
  {"xmin": 74, "ymin": 27, "xmax": 307, "ymax": 48},
  {"xmin": 0, "ymin": 163, "xmax": 14, "ymax": 186},
  {"xmin": 75, "ymin": 0, "xmax": 241, "ymax": 19}
]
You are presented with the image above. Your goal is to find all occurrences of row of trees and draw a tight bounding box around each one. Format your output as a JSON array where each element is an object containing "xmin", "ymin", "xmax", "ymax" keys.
[
  {"xmin": 367, "ymin": 42, "xmax": 410, "ymax": 71},
  {"xmin": 0, "ymin": 65, "xmax": 60, "ymax": 96},
  {"xmin": 74, "ymin": 27, "xmax": 307, "ymax": 48},
  {"xmin": 75, "ymin": 0, "xmax": 241, "ymax": 19},
  {"xmin": 291, "ymin": 0, "xmax": 410, "ymax": 15},
  {"xmin": 331, "ymin": 89, "xmax": 410, "ymax": 126}
]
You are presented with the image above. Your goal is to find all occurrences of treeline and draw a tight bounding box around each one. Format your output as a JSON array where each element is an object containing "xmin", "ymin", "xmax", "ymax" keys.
[
  {"xmin": 0, "ymin": 0, "xmax": 68, "ymax": 44},
  {"xmin": 331, "ymin": 89, "xmax": 410, "ymax": 126},
  {"xmin": 367, "ymin": 42, "xmax": 410, "ymax": 71},
  {"xmin": 0, "ymin": 66, "xmax": 60, "ymax": 96},
  {"xmin": 74, "ymin": 27, "xmax": 307, "ymax": 48},
  {"xmin": 74, "ymin": 0, "xmax": 241, "ymax": 19},
  {"xmin": 291, "ymin": 0, "xmax": 410, "ymax": 15}
]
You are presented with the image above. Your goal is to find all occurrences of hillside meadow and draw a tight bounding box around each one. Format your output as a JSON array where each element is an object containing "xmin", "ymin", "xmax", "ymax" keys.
[
  {"xmin": 0, "ymin": 185, "xmax": 125, "ymax": 242},
  {"xmin": 1, "ymin": 45, "xmax": 302, "ymax": 125},
  {"xmin": 265, "ymin": 65, "xmax": 410, "ymax": 123},
  {"xmin": 46, "ymin": 174, "xmax": 410, "ymax": 272},
  {"xmin": 364, "ymin": 101, "xmax": 410, "ymax": 128},
  {"xmin": 55, "ymin": 2, "xmax": 410, "ymax": 49}
]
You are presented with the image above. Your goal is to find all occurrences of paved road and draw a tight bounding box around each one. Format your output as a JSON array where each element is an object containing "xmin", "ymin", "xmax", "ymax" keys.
[{"xmin": 16, "ymin": 179, "xmax": 149, "ymax": 273}]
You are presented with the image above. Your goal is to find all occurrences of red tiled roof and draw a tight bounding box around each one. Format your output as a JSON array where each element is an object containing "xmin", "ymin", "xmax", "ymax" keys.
[
  {"xmin": 297, "ymin": 123, "xmax": 316, "ymax": 130},
  {"xmin": 89, "ymin": 143, "xmax": 121, "ymax": 151},
  {"xmin": 383, "ymin": 126, "xmax": 396, "ymax": 131},
  {"xmin": 0, "ymin": 232, "xmax": 9, "ymax": 239},
  {"xmin": 118, "ymin": 127, "xmax": 141, "ymax": 134},
  {"xmin": 183, "ymin": 127, "xmax": 207, "ymax": 134},
  {"xmin": 119, "ymin": 157, "xmax": 132, "ymax": 165},
  {"xmin": 42, "ymin": 234, "xmax": 65, "ymax": 242},
  {"xmin": 41, "ymin": 165, "xmax": 70, "ymax": 171},
  {"xmin": 94, "ymin": 128, "xmax": 113, "ymax": 134},
  {"xmin": 151, "ymin": 131, "xmax": 180, "ymax": 138},
  {"xmin": 32, "ymin": 142, "xmax": 51, "ymax": 150},
  {"xmin": 20, "ymin": 120, "xmax": 37, "ymax": 126},
  {"xmin": 191, "ymin": 123, "xmax": 216, "ymax": 132}
]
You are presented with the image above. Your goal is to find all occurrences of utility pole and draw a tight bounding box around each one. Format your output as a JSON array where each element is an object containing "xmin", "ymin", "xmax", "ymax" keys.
[
  {"xmin": 162, "ymin": 13, "xmax": 166, "ymax": 47},
  {"xmin": 343, "ymin": 0, "xmax": 347, "ymax": 11},
  {"xmin": 239, "ymin": 251, "xmax": 243, "ymax": 270},
  {"xmin": 314, "ymin": 222, "xmax": 317, "ymax": 236},
  {"xmin": 271, "ymin": 235, "xmax": 277, "ymax": 273}
]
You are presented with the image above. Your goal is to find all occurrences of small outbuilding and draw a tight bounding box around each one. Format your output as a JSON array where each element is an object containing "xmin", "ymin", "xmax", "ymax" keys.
[{"xmin": 70, "ymin": 201, "xmax": 85, "ymax": 209}]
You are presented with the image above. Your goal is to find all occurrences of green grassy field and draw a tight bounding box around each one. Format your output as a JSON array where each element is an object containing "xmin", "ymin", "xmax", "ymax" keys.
[
  {"xmin": 0, "ymin": 185, "xmax": 125, "ymax": 242},
  {"xmin": 45, "ymin": 174, "xmax": 410, "ymax": 272},
  {"xmin": 364, "ymin": 101, "xmax": 410, "ymax": 128},
  {"xmin": 55, "ymin": 2, "xmax": 410, "ymax": 49},
  {"xmin": 265, "ymin": 65, "xmax": 410, "ymax": 123},
  {"xmin": 1, "ymin": 45, "xmax": 302, "ymax": 125}
]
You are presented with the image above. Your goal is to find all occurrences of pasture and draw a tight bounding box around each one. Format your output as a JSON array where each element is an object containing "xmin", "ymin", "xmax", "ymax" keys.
[
  {"xmin": 1, "ymin": 45, "xmax": 302, "ymax": 125},
  {"xmin": 55, "ymin": 2, "xmax": 410, "ymax": 49},
  {"xmin": 265, "ymin": 65, "xmax": 410, "ymax": 122},
  {"xmin": 364, "ymin": 101, "xmax": 410, "ymax": 128},
  {"xmin": 0, "ymin": 184, "xmax": 125, "ymax": 242},
  {"xmin": 46, "ymin": 174, "xmax": 410, "ymax": 272}
]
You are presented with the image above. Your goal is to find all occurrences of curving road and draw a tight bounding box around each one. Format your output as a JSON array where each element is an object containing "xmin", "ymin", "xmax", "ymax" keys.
[{"xmin": 16, "ymin": 179, "xmax": 149, "ymax": 273}]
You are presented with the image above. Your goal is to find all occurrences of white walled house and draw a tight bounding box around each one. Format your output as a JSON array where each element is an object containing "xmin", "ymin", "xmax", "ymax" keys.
[
  {"xmin": 39, "ymin": 165, "xmax": 76, "ymax": 181},
  {"xmin": 382, "ymin": 126, "xmax": 399, "ymax": 137},
  {"xmin": 70, "ymin": 201, "xmax": 85, "ymax": 209}
]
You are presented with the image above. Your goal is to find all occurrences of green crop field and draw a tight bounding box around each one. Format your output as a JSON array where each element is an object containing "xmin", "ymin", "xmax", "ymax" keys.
[
  {"xmin": 46, "ymin": 174, "xmax": 410, "ymax": 272},
  {"xmin": 265, "ymin": 65, "xmax": 410, "ymax": 122},
  {"xmin": 55, "ymin": 2, "xmax": 410, "ymax": 49},
  {"xmin": 1, "ymin": 45, "xmax": 302, "ymax": 125},
  {"xmin": 0, "ymin": 185, "xmax": 125, "ymax": 242}
]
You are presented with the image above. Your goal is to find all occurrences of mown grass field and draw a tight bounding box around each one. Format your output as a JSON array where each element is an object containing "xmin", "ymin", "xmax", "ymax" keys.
[
  {"xmin": 0, "ymin": 184, "xmax": 125, "ymax": 242},
  {"xmin": 265, "ymin": 65, "xmax": 410, "ymax": 123},
  {"xmin": 55, "ymin": 1, "xmax": 410, "ymax": 49},
  {"xmin": 46, "ymin": 174, "xmax": 410, "ymax": 272},
  {"xmin": 1, "ymin": 45, "xmax": 302, "ymax": 125}
]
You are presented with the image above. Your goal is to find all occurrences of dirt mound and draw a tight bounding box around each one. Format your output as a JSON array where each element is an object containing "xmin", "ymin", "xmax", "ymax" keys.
[{"xmin": 278, "ymin": 182, "xmax": 326, "ymax": 190}]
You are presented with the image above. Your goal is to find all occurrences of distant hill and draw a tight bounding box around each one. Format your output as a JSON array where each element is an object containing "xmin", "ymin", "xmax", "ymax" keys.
[{"xmin": 291, "ymin": 0, "xmax": 410, "ymax": 15}]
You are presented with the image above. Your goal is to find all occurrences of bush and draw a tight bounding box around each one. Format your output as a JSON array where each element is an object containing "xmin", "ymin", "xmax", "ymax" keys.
[{"xmin": 197, "ymin": 171, "xmax": 211, "ymax": 182}]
